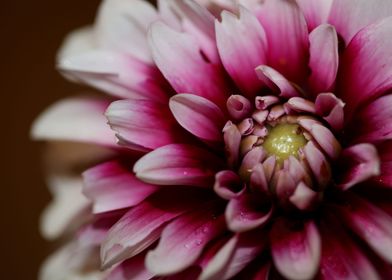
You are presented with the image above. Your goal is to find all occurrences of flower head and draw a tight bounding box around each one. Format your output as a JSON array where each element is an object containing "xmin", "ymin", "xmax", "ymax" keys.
[{"xmin": 33, "ymin": 0, "xmax": 392, "ymax": 279}]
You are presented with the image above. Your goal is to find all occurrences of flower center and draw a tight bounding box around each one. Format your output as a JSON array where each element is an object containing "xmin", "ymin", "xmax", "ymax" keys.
[{"xmin": 262, "ymin": 123, "xmax": 307, "ymax": 164}]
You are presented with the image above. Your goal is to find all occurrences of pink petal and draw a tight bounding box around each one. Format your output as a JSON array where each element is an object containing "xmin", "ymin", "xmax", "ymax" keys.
[
  {"xmin": 57, "ymin": 26, "xmax": 94, "ymax": 59},
  {"xmin": 101, "ymin": 189, "xmax": 205, "ymax": 268},
  {"xmin": 338, "ymin": 17, "xmax": 392, "ymax": 119},
  {"xmin": 214, "ymin": 170, "xmax": 244, "ymax": 200},
  {"xmin": 58, "ymin": 50, "xmax": 168, "ymax": 102},
  {"xmin": 289, "ymin": 181, "xmax": 319, "ymax": 211},
  {"xmin": 134, "ymin": 144, "xmax": 223, "ymax": 187},
  {"xmin": 227, "ymin": 95, "xmax": 253, "ymax": 121},
  {"xmin": 270, "ymin": 219, "xmax": 321, "ymax": 280},
  {"xmin": 349, "ymin": 94, "xmax": 392, "ymax": 143},
  {"xmin": 82, "ymin": 160, "xmax": 158, "ymax": 214},
  {"xmin": 255, "ymin": 65, "xmax": 300, "ymax": 98},
  {"xmin": 286, "ymin": 97, "xmax": 316, "ymax": 114},
  {"xmin": 31, "ymin": 97, "xmax": 116, "ymax": 147},
  {"xmin": 106, "ymin": 99, "xmax": 185, "ymax": 151},
  {"xmin": 239, "ymin": 146, "xmax": 266, "ymax": 179},
  {"xmin": 199, "ymin": 231, "xmax": 266, "ymax": 280},
  {"xmin": 328, "ymin": 0, "xmax": 392, "ymax": 43},
  {"xmin": 225, "ymin": 193, "xmax": 273, "ymax": 232},
  {"xmin": 337, "ymin": 143, "xmax": 380, "ymax": 190},
  {"xmin": 215, "ymin": 7, "xmax": 267, "ymax": 97},
  {"xmin": 336, "ymin": 193, "xmax": 392, "ymax": 263},
  {"xmin": 169, "ymin": 94, "xmax": 225, "ymax": 142},
  {"xmin": 95, "ymin": 0, "xmax": 158, "ymax": 63},
  {"xmin": 315, "ymin": 93, "xmax": 345, "ymax": 132},
  {"xmin": 296, "ymin": 0, "xmax": 333, "ymax": 31},
  {"xmin": 148, "ymin": 22, "xmax": 229, "ymax": 108},
  {"xmin": 303, "ymin": 141, "xmax": 331, "ymax": 189},
  {"xmin": 308, "ymin": 24, "xmax": 339, "ymax": 94},
  {"xmin": 250, "ymin": 163, "xmax": 269, "ymax": 194},
  {"xmin": 223, "ymin": 121, "xmax": 242, "ymax": 168},
  {"xmin": 318, "ymin": 216, "xmax": 380, "ymax": 280},
  {"xmin": 256, "ymin": 0, "xmax": 309, "ymax": 83},
  {"xmin": 145, "ymin": 202, "xmax": 226, "ymax": 275},
  {"xmin": 108, "ymin": 252, "xmax": 155, "ymax": 280}
]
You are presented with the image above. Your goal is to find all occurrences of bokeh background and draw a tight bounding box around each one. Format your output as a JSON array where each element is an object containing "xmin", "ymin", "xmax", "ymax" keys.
[{"xmin": 1, "ymin": 1, "xmax": 101, "ymax": 278}]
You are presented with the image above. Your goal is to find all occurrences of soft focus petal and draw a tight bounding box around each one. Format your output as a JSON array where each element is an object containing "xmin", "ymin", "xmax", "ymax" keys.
[
  {"xmin": 57, "ymin": 26, "xmax": 95, "ymax": 59},
  {"xmin": 308, "ymin": 24, "xmax": 339, "ymax": 95},
  {"xmin": 169, "ymin": 94, "xmax": 225, "ymax": 142},
  {"xmin": 134, "ymin": 144, "xmax": 223, "ymax": 187},
  {"xmin": 82, "ymin": 160, "xmax": 158, "ymax": 213},
  {"xmin": 107, "ymin": 252, "xmax": 155, "ymax": 280},
  {"xmin": 215, "ymin": 7, "xmax": 267, "ymax": 97},
  {"xmin": 31, "ymin": 97, "xmax": 116, "ymax": 147},
  {"xmin": 296, "ymin": 0, "xmax": 333, "ymax": 31},
  {"xmin": 270, "ymin": 219, "xmax": 321, "ymax": 280},
  {"xmin": 145, "ymin": 201, "xmax": 225, "ymax": 275},
  {"xmin": 315, "ymin": 93, "xmax": 345, "ymax": 132},
  {"xmin": 328, "ymin": 0, "xmax": 392, "ymax": 43},
  {"xmin": 256, "ymin": 0, "xmax": 309, "ymax": 83}
]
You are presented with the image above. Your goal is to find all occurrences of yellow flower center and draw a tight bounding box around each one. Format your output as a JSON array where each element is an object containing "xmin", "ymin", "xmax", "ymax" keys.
[{"xmin": 263, "ymin": 124, "xmax": 307, "ymax": 164}]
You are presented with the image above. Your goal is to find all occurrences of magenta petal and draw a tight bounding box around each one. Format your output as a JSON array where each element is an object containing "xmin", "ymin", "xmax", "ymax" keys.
[
  {"xmin": 227, "ymin": 95, "xmax": 253, "ymax": 121},
  {"xmin": 106, "ymin": 99, "xmax": 185, "ymax": 151},
  {"xmin": 107, "ymin": 252, "xmax": 155, "ymax": 280},
  {"xmin": 256, "ymin": 0, "xmax": 309, "ymax": 83},
  {"xmin": 338, "ymin": 17, "xmax": 392, "ymax": 119},
  {"xmin": 169, "ymin": 94, "xmax": 225, "ymax": 142},
  {"xmin": 315, "ymin": 93, "xmax": 345, "ymax": 132},
  {"xmin": 82, "ymin": 160, "xmax": 158, "ymax": 213},
  {"xmin": 337, "ymin": 143, "xmax": 380, "ymax": 190},
  {"xmin": 303, "ymin": 141, "xmax": 331, "ymax": 189},
  {"xmin": 225, "ymin": 193, "xmax": 273, "ymax": 232},
  {"xmin": 199, "ymin": 231, "xmax": 266, "ymax": 280},
  {"xmin": 336, "ymin": 193, "xmax": 392, "ymax": 263},
  {"xmin": 318, "ymin": 216, "xmax": 380, "ymax": 280},
  {"xmin": 328, "ymin": 0, "xmax": 392, "ymax": 43},
  {"xmin": 214, "ymin": 170, "xmax": 244, "ymax": 200},
  {"xmin": 255, "ymin": 65, "xmax": 300, "ymax": 98},
  {"xmin": 308, "ymin": 24, "xmax": 339, "ymax": 95},
  {"xmin": 145, "ymin": 202, "xmax": 226, "ymax": 275},
  {"xmin": 289, "ymin": 182, "xmax": 319, "ymax": 211},
  {"xmin": 223, "ymin": 121, "xmax": 242, "ymax": 168},
  {"xmin": 215, "ymin": 7, "xmax": 267, "ymax": 97},
  {"xmin": 101, "ymin": 190, "xmax": 204, "ymax": 268},
  {"xmin": 134, "ymin": 144, "xmax": 223, "ymax": 187},
  {"xmin": 31, "ymin": 97, "xmax": 116, "ymax": 147},
  {"xmin": 297, "ymin": 0, "xmax": 333, "ymax": 31},
  {"xmin": 270, "ymin": 219, "xmax": 321, "ymax": 280},
  {"xmin": 148, "ymin": 22, "xmax": 228, "ymax": 108}
]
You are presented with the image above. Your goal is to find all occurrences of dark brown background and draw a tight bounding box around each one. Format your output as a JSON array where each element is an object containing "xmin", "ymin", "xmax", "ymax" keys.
[{"xmin": 1, "ymin": 1, "xmax": 101, "ymax": 279}]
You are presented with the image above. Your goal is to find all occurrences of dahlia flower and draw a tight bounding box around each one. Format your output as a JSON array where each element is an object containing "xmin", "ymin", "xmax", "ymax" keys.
[{"xmin": 32, "ymin": 0, "xmax": 392, "ymax": 279}]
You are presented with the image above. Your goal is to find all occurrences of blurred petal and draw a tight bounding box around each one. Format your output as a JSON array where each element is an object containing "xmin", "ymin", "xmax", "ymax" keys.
[
  {"xmin": 315, "ymin": 93, "xmax": 345, "ymax": 132},
  {"xmin": 297, "ymin": 0, "xmax": 333, "ymax": 30},
  {"xmin": 107, "ymin": 252, "xmax": 154, "ymax": 280}
]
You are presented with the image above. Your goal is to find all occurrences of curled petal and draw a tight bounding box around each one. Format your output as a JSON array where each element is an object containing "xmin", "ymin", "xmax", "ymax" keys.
[
  {"xmin": 227, "ymin": 95, "xmax": 252, "ymax": 121},
  {"xmin": 337, "ymin": 143, "xmax": 380, "ymax": 190},
  {"xmin": 170, "ymin": 94, "xmax": 225, "ymax": 142},
  {"xmin": 82, "ymin": 160, "xmax": 158, "ymax": 213},
  {"xmin": 315, "ymin": 93, "xmax": 345, "ymax": 132},
  {"xmin": 134, "ymin": 144, "xmax": 223, "ymax": 187},
  {"xmin": 223, "ymin": 121, "xmax": 242, "ymax": 168},
  {"xmin": 270, "ymin": 219, "xmax": 321, "ymax": 280},
  {"xmin": 286, "ymin": 97, "xmax": 316, "ymax": 114},
  {"xmin": 256, "ymin": 65, "xmax": 300, "ymax": 98},
  {"xmin": 308, "ymin": 24, "xmax": 339, "ymax": 94},
  {"xmin": 239, "ymin": 147, "xmax": 267, "ymax": 179},
  {"xmin": 214, "ymin": 170, "xmax": 244, "ymax": 200},
  {"xmin": 215, "ymin": 7, "xmax": 267, "ymax": 97},
  {"xmin": 145, "ymin": 202, "xmax": 225, "ymax": 275},
  {"xmin": 225, "ymin": 193, "xmax": 273, "ymax": 232},
  {"xmin": 296, "ymin": 0, "xmax": 333, "ymax": 30}
]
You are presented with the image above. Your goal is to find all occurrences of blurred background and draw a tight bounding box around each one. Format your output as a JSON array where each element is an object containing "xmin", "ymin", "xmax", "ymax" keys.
[{"xmin": 0, "ymin": 0, "xmax": 101, "ymax": 278}]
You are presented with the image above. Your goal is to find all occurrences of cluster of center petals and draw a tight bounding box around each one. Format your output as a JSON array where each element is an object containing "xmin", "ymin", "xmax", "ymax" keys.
[{"xmin": 219, "ymin": 93, "xmax": 343, "ymax": 216}]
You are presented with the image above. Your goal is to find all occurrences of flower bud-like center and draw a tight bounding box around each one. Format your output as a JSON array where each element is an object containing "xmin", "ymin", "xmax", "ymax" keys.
[{"xmin": 263, "ymin": 124, "xmax": 307, "ymax": 164}]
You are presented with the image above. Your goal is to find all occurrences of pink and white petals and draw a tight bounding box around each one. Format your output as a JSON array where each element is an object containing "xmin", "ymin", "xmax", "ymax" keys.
[
  {"xmin": 303, "ymin": 141, "xmax": 331, "ymax": 189},
  {"xmin": 134, "ymin": 144, "xmax": 223, "ymax": 187},
  {"xmin": 223, "ymin": 121, "xmax": 242, "ymax": 168},
  {"xmin": 270, "ymin": 219, "xmax": 321, "ymax": 280},
  {"xmin": 101, "ymin": 190, "xmax": 203, "ymax": 269},
  {"xmin": 169, "ymin": 94, "xmax": 225, "ymax": 143},
  {"xmin": 315, "ymin": 93, "xmax": 345, "ymax": 132},
  {"xmin": 214, "ymin": 170, "xmax": 244, "ymax": 200},
  {"xmin": 107, "ymin": 252, "xmax": 155, "ymax": 280},
  {"xmin": 199, "ymin": 231, "xmax": 266, "ymax": 280},
  {"xmin": 215, "ymin": 7, "xmax": 267, "ymax": 97},
  {"xmin": 82, "ymin": 160, "xmax": 158, "ymax": 213},
  {"xmin": 339, "ymin": 17, "xmax": 392, "ymax": 119},
  {"xmin": 337, "ymin": 143, "xmax": 380, "ymax": 190},
  {"xmin": 148, "ymin": 22, "xmax": 229, "ymax": 108},
  {"xmin": 225, "ymin": 193, "xmax": 273, "ymax": 232},
  {"xmin": 296, "ymin": 0, "xmax": 333, "ymax": 31},
  {"xmin": 95, "ymin": 0, "xmax": 158, "ymax": 64},
  {"xmin": 145, "ymin": 202, "xmax": 226, "ymax": 275},
  {"xmin": 226, "ymin": 95, "xmax": 252, "ymax": 121},
  {"xmin": 336, "ymin": 193, "xmax": 392, "ymax": 263},
  {"xmin": 289, "ymin": 182, "xmax": 319, "ymax": 211},
  {"xmin": 256, "ymin": 0, "xmax": 309, "ymax": 83},
  {"xmin": 328, "ymin": 0, "xmax": 392, "ymax": 44},
  {"xmin": 308, "ymin": 24, "xmax": 339, "ymax": 95},
  {"xmin": 255, "ymin": 66, "xmax": 300, "ymax": 98},
  {"xmin": 56, "ymin": 26, "xmax": 95, "ymax": 59},
  {"xmin": 31, "ymin": 97, "xmax": 117, "ymax": 148},
  {"xmin": 106, "ymin": 99, "xmax": 184, "ymax": 151}
]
